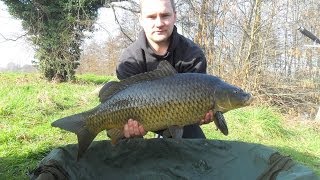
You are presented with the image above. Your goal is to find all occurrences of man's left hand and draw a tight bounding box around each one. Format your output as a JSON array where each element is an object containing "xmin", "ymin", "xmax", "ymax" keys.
[{"xmin": 199, "ymin": 110, "xmax": 213, "ymax": 125}]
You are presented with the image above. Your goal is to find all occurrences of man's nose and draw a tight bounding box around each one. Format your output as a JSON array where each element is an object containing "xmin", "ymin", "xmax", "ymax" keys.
[{"xmin": 155, "ymin": 16, "xmax": 164, "ymax": 27}]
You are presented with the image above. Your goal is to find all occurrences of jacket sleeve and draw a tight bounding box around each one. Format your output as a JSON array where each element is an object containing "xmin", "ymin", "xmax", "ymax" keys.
[
  {"xmin": 175, "ymin": 45, "xmax": 207, "ymax": 74},
  {"xmin": 116, "ymin": 49, "xmax": 145, "ymax": 80}
]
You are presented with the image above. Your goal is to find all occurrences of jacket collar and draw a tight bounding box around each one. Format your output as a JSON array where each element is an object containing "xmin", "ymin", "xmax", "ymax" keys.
[{"xmin": 139, "ymin": 26, "xmax": 179, "ymax": 59}]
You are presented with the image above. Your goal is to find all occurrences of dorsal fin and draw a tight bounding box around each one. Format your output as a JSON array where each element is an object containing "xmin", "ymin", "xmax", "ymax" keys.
[
  {"xmin": 156, "ymin": 60, "xmax": 177, "ymax": 72},
  {"xmin": 99, "ymin": 60, "xmax": 177, "ymax": 103},
  {"xmin": 98, "ymin": 81, "xmax": 121, "ymax": 103}
]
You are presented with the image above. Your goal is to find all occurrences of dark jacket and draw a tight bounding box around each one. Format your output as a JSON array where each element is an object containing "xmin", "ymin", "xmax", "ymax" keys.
[{"xmin": 116, "ymin": 26, "xmax": 206, "ymax": 80}]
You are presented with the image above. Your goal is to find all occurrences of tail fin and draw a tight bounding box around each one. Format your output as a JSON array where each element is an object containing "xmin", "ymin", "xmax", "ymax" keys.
[
  {"xmin": 51, "ymin": 113, "xmax": 85, "ymax": 133},
  {"xmin": 51, "ymin": 113, "xmax": 97, "ymax": 160}
]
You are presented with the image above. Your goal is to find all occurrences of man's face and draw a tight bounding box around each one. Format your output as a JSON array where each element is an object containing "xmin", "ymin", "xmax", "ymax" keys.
[{"xmin": 140, "ymin": 0, "xmax": 176, "ymax": 45}]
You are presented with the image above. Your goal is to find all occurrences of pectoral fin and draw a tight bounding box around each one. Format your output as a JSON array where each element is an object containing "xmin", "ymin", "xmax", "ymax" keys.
[{"xmin": 214, "ymin": 111, "xmax": 228, "ymax": 135}]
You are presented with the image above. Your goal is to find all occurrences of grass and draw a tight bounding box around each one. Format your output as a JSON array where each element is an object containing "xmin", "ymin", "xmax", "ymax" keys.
[
  {"xmin": 0, "ymin": 72, "xmax": 319, "ymax": 179},
  {"xmin": 76, "ymin": 73, "xmax": 117, "ymax": 84},
  {"xmin": 0, "ymin": 72, "xmax": 103, "ymax": 179}
]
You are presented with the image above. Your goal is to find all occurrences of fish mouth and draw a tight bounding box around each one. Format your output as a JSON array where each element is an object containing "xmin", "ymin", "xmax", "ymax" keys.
[{"xmin": 243, "ymin": 94, "xmax": 253, "ymax": 106}]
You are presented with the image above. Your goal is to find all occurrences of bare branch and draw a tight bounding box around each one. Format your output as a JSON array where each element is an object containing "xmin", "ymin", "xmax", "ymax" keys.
[
  {"xmin": 110, "ymin": 2, "xmax": 140, "ymax": 14},
  {"xmin": 109, "ymin": 3, "xmax": 134, "ymax": 43},
  {"xmin": 0, "ymin": 32, "xmax": 28, "ymax": 43}
]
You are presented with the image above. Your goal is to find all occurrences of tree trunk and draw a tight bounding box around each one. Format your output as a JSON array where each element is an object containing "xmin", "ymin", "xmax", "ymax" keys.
[
  {"xmin": 242, "ymin": 0, "xmax": 262, "ymax": 89},
  {"xmin": 315, "ymin": 106, "xmax": 320, "ymax": 121}
]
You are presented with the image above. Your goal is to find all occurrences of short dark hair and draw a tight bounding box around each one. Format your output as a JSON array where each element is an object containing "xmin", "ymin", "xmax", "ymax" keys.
[{"xmin": 140, "ymin": 0, "xmax": 176, "ymax": 12}]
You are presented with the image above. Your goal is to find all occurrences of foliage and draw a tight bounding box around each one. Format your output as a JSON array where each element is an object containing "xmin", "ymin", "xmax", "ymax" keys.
[
  {"xmin": 0, "ymin": 72, "xmax": 319, "ymax": 179},
  {"xmin": 2, "ymin": 0, "xmax": 105, "ymax": 81},
  {"xmin": 77, "ymin": 34, "xmax": 131, "ymax": 76}
]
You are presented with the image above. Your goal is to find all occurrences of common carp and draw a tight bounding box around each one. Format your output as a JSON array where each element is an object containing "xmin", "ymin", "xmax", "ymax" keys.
[{"xmin": 52, "ymin": 61, "xmax": 252, "ymax": 159}]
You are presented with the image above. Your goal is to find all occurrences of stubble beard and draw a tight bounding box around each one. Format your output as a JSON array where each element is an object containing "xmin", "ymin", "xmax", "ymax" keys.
[{"xmin": 149, "ymin": 29, "xmax": 173, "ymax": 44}]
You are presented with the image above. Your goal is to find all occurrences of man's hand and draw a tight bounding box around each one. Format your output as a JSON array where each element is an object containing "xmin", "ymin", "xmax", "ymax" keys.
[
  {"xmin": 123, "ymin": 119, "xmax": 147, "ymax": 138},
  {"xmin": 124, "ymin": 110, "xmax": 212, "ymax": 138},
  {"xmin": 199, "ymin": 110, "xmax": 213, "ymax": 125}
]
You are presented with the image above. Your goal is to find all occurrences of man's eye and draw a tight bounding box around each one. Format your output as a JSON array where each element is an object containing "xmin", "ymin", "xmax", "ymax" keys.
[{"xmin": 147, "ymin": 15, "xmax": 156, "ymax": 19}]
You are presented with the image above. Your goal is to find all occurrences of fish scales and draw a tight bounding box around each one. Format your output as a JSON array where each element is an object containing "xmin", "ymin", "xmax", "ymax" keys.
[
  {"xmin": 86, "ymin": 74, "xmax": 213, "ymax": 133},
  {"xmin": 52, "ymin": 61, "xmax": 252, "ymax": 159}
]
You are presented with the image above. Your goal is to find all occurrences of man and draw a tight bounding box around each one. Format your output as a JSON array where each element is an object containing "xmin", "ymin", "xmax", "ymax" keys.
[{"xmin": 116, "ymin": 0, "xmax": 213, "ymax": 139}]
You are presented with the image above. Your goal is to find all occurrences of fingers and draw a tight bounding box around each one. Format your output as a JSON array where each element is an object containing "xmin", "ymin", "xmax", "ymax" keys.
[
  {"xmin": 139, "ymin": 125, "xmax": 146, "ymax": 136},
  {"xmin": 205, "ymin": 110, "xmax": 213, "ymax": 122},
  {"xmin": 124, "ymin": 121, "xmax": 130, "ymax": 138},
  {"xmin": 199, "ymin": 110, "xmax": 213, "ymax": 125},
  {"xmin": 123, "ymin": 119, "xmax": 146, "ymax": 138},
  {"xmin": 199, "ymin": 119, "xmax": 205, "ymax": 125},
  {"xmin": 132, "ymin": 120, "xmax": 141, "ymax": 136}
]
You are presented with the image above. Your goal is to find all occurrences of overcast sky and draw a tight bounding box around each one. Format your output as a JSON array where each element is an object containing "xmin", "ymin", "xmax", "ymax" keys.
[
  {"xmin": 0, "ymin": 2, "xmax": 35, "ymax": 67},
  {"xmin": 0, "ymin": 1, "xmax": 120, "ymax": 68}
]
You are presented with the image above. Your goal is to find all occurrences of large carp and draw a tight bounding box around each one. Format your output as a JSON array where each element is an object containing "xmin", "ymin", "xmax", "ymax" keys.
[{"xmin": 52, "ymin": 61, "xmax": 252, "ymax": 159}]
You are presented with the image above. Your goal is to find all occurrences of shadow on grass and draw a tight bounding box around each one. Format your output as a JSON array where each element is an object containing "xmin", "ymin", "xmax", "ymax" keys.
[
  {"xmin": 0, "ymin": 146, "xmax": 57, "ymax": 180},
  {"xmin": 272, "ymin": 145, "xmax": 320, "ymax": 176}
]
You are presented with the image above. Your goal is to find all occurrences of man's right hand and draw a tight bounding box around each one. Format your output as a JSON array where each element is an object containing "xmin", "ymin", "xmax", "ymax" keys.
[{"xmin": 123, "ymin": 119, "xmax": 147, "ymax": 138}]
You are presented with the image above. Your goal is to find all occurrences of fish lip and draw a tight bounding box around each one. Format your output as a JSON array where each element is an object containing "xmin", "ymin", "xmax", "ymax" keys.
[{"xmin": 243, "ymin": 94, "xmax": 253, "ymax": 106}]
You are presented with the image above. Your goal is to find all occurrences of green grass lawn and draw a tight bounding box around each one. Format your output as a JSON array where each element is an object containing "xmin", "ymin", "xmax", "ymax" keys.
[{"xmin": 0, "ymin": 72, "xmax": 319, "ymax": 179}]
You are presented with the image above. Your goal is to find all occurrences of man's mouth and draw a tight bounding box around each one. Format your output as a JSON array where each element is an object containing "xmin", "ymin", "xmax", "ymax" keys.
[{"xmin": 154, "ymin": 30, "xmax": 166, "ymax": 34}]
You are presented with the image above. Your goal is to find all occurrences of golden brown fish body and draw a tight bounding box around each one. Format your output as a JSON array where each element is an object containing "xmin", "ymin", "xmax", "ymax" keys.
[
  {"xmin": 88, "ymin": 76, "xmax": 213, "ymax": 133},
  {"xmin": 52, "ymin": 61, "xmax": 252, "ymax": 159}
]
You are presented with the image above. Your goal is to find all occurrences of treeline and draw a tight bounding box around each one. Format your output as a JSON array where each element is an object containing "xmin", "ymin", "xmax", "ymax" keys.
[{"xmin": 0, "ymin": 63, "xmax": 37, "ymax": 73}]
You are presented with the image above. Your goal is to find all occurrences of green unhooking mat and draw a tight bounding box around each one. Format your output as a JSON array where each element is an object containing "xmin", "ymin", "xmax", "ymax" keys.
[{"xmin": 29, "ymin": 139, "xmax": 318, "ymax": 180}]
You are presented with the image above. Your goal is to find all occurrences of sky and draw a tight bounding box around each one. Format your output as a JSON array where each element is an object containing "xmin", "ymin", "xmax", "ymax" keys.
[
  {"xmin": 0, "ymin": 1, "xmax": 120, "ymax": 68},
  {"xmin": 0, "ymin": 2, "xmax": 35, "ymax": 67}
]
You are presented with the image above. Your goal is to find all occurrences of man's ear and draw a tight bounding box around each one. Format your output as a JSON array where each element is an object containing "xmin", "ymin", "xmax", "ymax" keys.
[{"xmin": 173, "ymin": 11, "xmax": 177, "ymax": 23}]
